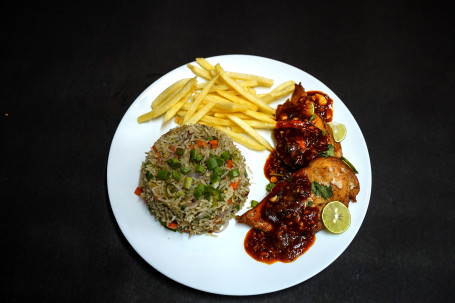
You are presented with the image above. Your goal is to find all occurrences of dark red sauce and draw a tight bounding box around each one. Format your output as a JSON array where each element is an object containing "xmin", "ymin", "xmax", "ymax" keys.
[
  {"xmin": 274, "ymin": 86, "xmax": 333, "ymax": 123},
  {"xmin": 264, "ymin": 150, "xmax": 294, "ymax": 182},
  {"xmin": 273, "ymin": 123, "xmax": 328, "ymax": 171},
  {"xmin": 307, "ymin": 91, "xmax": 333, "ymax": 122},
  {"xmin": 244, "ymin": 170, "xmax": 319, "ymax": 264},
  {"xmin": 264, "ymin": 87, "xmax": 333, "ymax": 182},
  {"xmin": 243, "ymin": 84, "xmax": 332, "ymax": 264}
]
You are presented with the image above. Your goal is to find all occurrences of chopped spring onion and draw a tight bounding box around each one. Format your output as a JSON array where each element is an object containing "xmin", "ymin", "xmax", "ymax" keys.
[
  {"xmin": 214, "ymin": 167, "xmax": 224, "ymax": 176},
  {"xmin": 195, "ymin": 164, "xmax": 205, "ymax": 174},
  {"xmin": 210, "ymin": 173, "xmax": 220, "ymax": 185},
  {"xmin": 229, "ymin": 168, "xmax": 240, "ymax": 178},
  {"xmin": 220, "ymin": 151, "xmax": 231, "ymax": 160},
  {"xmin": 184, "ymin": 177, "xmax": 193, "ymax": 189},
  {"xmin": 157, "ymin": 169, "xmax": 170, "ymax": 180},
  {"xmin": 206, "ymin": 157, "xmax": 219, "ymax": 170},
  {"xmin": 193, "ymin": 183, "xmax": 205, "ymax": 199},
  {"xmin": 166, "ymin": 183, "xmax": 177, "ymax": 194},
  {"xmin": 190, "ymin": 148, "xmax": 196, "ymax": 161},
  {"xmin": 167, "ymin": 158, "xmax": 182, "ymax": 169},
  {"xmin": 172, "ymin": 170, "xmax": 181, "ymax": 181},
  {"xmin": 180, "ymin": 165, "xmax": 191, "ymax": 175},
  {"xmin": 215, "ymin": 157, "xmax": 225, "ymax": 166}
]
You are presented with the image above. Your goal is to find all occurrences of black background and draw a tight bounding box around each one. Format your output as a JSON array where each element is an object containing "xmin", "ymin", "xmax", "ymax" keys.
[{"xmin": 2, "ymin": 0, "xmax": 454, "ymax": 302}]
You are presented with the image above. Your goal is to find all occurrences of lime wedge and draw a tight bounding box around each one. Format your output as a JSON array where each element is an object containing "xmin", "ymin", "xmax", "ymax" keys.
[
  {"xmin": 328, "ymin": 122, "xmax": 346, "ymax": 142},
  {"xmin": 322, "ymin": 201, "xmax": 351, "ymax": 233}
]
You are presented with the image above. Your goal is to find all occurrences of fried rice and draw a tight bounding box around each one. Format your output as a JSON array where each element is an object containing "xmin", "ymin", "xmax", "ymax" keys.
[{"xmin": 139, "ymin": 124, "xmax": 250, "ymax": 235}]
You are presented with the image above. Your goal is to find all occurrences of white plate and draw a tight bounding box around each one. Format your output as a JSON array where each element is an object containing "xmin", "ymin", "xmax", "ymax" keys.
[{"xmin": 107, "ymin": 54, "xmax": 372, "ymax": 296}]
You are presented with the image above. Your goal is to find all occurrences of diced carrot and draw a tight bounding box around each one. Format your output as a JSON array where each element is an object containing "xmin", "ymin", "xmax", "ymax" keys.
[
  {"xmin": 196, "ymin": 140, "xmax": 208, "ymax": 147},
  {"xmin": 230, "ymin": 180, "xmax": 240, "ymax": 190},
  {"xmin": 155, "ymin": 152, "xmax": 161, "ymax": 158},
  {"xmin": 134, "ymin": 187, "xmax": 143, "ymax": 196},
  {"xmin": 169, "ymin": 145, "xmax": 176, "ymax": 152},
  {"xmin": 167, "ymin": 222, "xmax": 178, "ymax": 229},
  {"xmin": 152, "ymin": 145, "xmax": 157, "ymax": 151},
  {"xmin": 189, "ymin": 144, "xmax": 194, "ymax": 149},
  {"xmin": 227, "ymin": 198, "xmax": 232, "ymax": 205},
  {"xmin": 226, "ymin": 159, "xmax": 233, "ymax": 168},
  {"xmin": 209, "ymin": 140, "xmax": 218, "ymax": 149}
]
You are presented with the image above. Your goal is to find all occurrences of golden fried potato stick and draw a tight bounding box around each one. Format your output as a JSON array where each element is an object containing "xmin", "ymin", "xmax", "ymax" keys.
[
  {"xmin": 199, "ymin": 115, "xmax": 232, "ymax": 126},
  {"xmin": 177, "ymin": 111, "xmax": 232, "ymax": 126},
  {"xmin": 152, "ymin": 78, "xmax": 192, "ymax": 109},
  {"xmin": 215, "ymin": 64, "xmax": 275, "ymax": 114},
  {"xmin": 204, "ymin": 94, "xmax": 249, "ymax": 112},
  {"xmin": 228, "ymin": 125, "xmax": 245, "ymax": 134},
  {"xmin": 186, "ymin": 101, "xmax": 216, "ymax": 125},
  {"xmin": 260, "ymin": 83, "xmax": 295, "ymax": 104},
  {"xmin": 195, "ymin": 57, "xmax": 215, "ymax": 71},
  {"xmin": 243, "ymin": 120, "xmax": 276, "ymax": 129},
  {"xmin": 198, "ymin": 80, "xmax": 259, "ymax": 91},
  {"xmin": 215, "ymin": 90, "xmax": 259, "ymax": 111},
  {"xmin": 226, "ymin": 114, "xmax": 273, "ymax": 151},
  {"xmin": 271, "ymin": 80, "xmax": 295, "ymax": 93},
  {"xmin": 186, "ymin": 64, "xmax": 212, "ymax": 80},
  {"xmin": 225, "ymin": 71, "xmax": 274, "ymax": 87},
  {"xmin": 213, "ymin": 103, "xmax": 249, "ymax": 112},
  {"xmin": 213, "ymin": 112, "xmax": 251, "ymax": 120},
  {"xmin": 214, "ymin": 126, "xmax": 267, "ymax": 151},
  {"xmin": 138, "ymin": 77, "xmax": 197, "ymax": 123},
  {"xmin": 183, "ymin": 74, "xmax": 219, "ymax": 123},
  {"xmin": 163, "ymin": 88, "xmax": 194, "ymax": 122},
  {"xmin": 244, "ymin": 109, "xmax": 276, "ymax": 123}
]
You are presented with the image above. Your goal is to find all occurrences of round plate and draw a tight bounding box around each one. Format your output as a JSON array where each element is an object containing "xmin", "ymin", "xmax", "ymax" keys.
[{"xmin": 107, "ymin": 54, "xmax": 372, "ymax": 295}]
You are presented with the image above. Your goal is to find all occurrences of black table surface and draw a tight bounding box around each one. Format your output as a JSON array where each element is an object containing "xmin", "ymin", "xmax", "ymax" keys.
[{"xmin": 2, "ymin": 1, "xmax": 454, "ymax": 302}]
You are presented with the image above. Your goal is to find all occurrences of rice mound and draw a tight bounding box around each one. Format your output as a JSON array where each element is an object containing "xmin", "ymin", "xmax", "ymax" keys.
[{"xmin": 139, "ymin": 124, "xmax": 250, "ymax": 235}]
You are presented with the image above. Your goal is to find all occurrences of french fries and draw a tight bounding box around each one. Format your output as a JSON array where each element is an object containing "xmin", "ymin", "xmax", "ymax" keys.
[
  {"xmin": 226, "ymin": 114, "xmax": 273, "ymax": 151},
  {"xmin": 137, "ymin": 57, "xmax": 296, "ymax": 151},
  {"xmin": 138, "ymin": 77, "xmax": 197, "ymax": 123},
  {"xmin": 183, "ymin": 74, "xmax": 219, "ymax": 124}
]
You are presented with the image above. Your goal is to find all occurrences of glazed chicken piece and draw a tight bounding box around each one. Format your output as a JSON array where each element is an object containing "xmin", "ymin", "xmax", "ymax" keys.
[
  {"xmin": 273, "ymin": 83, "xmax": 342, "ymax": 171},
  {"xmin": 236, "ymin": 157, "xmax": 359, "ymax": 232}
]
